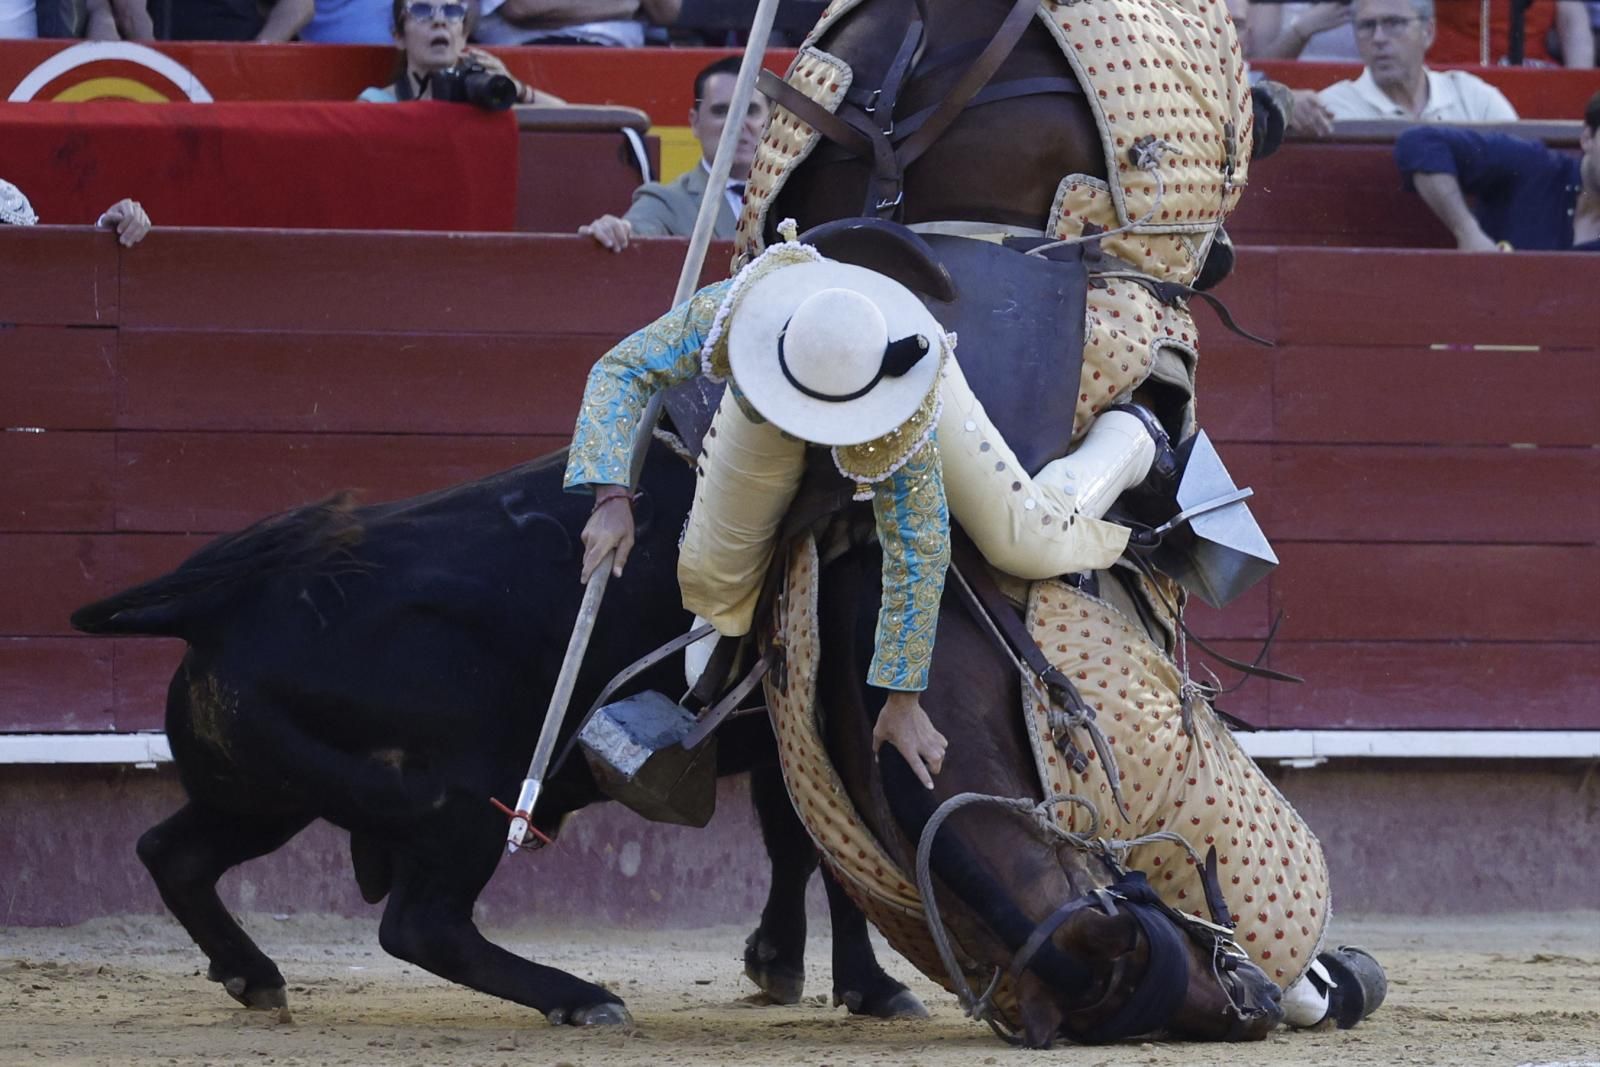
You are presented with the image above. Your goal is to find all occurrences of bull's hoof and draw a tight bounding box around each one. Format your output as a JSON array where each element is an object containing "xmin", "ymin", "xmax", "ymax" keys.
[
  {"xmin": 220, "ymin": 975, "xmax": 288, "ymax": 1011},
  {"xmin": 546, "ymin": 1002, "xmax": 633, "ymax": 1027},
  {"xmin": 743, "ymin": 930, "xmax": 804, "ymax": 1005},
  {"xmin": 835, "ymin": 986, "xmax": 929, "ymax": 1019},
  {"xmin": 1319, "ymin": 945, "xmax": 1388, "ymax": 1029}
]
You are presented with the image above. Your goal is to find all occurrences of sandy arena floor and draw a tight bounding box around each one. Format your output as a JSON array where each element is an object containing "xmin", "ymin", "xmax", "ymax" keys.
[{"xmin": 2, "ymin": 912, "xmax": 1597, "ymax": 1066}]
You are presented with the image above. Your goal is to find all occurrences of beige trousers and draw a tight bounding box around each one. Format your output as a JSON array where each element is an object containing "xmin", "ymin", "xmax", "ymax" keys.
[{"xmin": 677, "ymin": 392, "xmax": 805, "ymax": 636}]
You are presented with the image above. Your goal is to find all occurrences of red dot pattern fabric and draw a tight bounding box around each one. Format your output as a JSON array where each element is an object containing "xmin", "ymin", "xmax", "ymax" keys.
[{"xmin": 1023, "ymin": 579, "xmax": 1329, "ymax": 989}]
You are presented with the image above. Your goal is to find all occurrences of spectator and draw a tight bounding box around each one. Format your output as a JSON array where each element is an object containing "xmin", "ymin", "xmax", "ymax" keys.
[
  {"xmin": 1309, "ymin": 0, "xmax": 1518, "ymax": 125},
  {"xmin": 581, "ymin": 55, "xmax": 767, "ymax": 252},
  {"xmin": 1, "ymin": 179, "xmax": 152, "ymax": 246},
  {"xmin": 1, "ymin": 0, "xmax": 36, "ymax": 36},
  {"xmin": 1396, "ymin": 90, "xmax": 1600, "ymax": 251},
  {"xmin": 73, "ymin": 0, "xmax": 310, "ymax": 40},
  {"xmin": 1547, "ymin": 0, "xmax": 1600, "ymax": 64},
  {"xmin": 300, "ymin": 0, "xmax": 393, "ymax": 43},
  {"xmin": 5, "ymin": 0, "xmax": 152, "ymax": 38},
  {"xmin": 359, "ymin": 0, "xmax": 558, "ymax": 104},
  {"xmin": 1247, "ymin": 1, "xmax": 1362, "ymax": 61},
  {"xmin": 1428, "ymin": 0, "xmax": 1590, "ymax": 66},
  {"xmin": 472, "ymin": 0, "xmax": 680, "ymax": 47}
]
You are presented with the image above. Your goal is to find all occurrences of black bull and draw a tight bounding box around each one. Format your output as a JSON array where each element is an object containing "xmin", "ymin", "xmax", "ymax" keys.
[{"xmin": 71, "ymin": 442, "xmax": 923, "ymax": 1025}]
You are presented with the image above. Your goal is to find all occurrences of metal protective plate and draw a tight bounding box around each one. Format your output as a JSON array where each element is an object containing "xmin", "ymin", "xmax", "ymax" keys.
[{"xmin": 1152, "ymin": 430, "xmax": 1277, "ymax": 609}]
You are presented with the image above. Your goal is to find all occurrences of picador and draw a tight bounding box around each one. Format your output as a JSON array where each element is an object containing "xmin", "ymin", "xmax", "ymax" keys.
[{"xmin": 565, "ymin": 0, "xmax": 1387, "ymax": 1042}]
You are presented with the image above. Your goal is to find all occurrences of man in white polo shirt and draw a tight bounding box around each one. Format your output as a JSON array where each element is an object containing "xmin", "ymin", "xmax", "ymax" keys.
[{"xmin": 1314, "ymin": 0, "xmax": 1518, "ymax": 123}]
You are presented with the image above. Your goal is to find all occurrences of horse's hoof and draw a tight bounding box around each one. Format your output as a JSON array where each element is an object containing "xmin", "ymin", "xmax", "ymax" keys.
[
  {"xmin": 547, "ymin": 1002, "xmax": 633, "ymax": 1027},
  {"xmin": 1318, "ymin": 945, "xmax": 1388, "ymax": 1029},
  {"xmin": 221, "ymin": 975, "xmax": 288, "ymax": 1010},
  {"xmin": 835, "ymin": 987, "xmax": 929, "ymax": 1019},
  {"xmin": 743, "ymin": 931, "xmax": 804, "ymax": 1005}
]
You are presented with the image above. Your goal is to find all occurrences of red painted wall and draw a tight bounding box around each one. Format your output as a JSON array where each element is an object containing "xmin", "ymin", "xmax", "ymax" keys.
[{"xmin": 0, "ymin": 228, "xmax": 1595, "ymax": 735}]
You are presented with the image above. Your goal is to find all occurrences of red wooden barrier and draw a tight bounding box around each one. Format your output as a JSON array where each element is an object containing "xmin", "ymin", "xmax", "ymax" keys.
[
  {"xmin": 0, "ymin": 230, "xmax": 1594, "ymax": 733},
  {"xmin": 1, "ymin": 101, "xmax": 518, "ymax": 232},
  {"xmin": 1, "ymin": 40, "xmax": 1593, "ymax": 120}
]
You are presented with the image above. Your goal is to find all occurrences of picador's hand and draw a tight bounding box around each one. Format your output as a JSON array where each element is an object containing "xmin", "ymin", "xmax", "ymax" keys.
[
  {"xmin": 578, "ymin": 487, "xmax": 635, "ymax": 583},
  {"xmin": 873, "ymin": 691, "xmax": 947, "ymax": 790}
]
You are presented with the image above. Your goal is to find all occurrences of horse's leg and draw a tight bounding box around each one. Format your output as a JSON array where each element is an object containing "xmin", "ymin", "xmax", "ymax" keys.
[
  {"xmin": 376, "ymin": 817, "xmax": 629, "ymax": 1026},
  {"xmin": 820, "ymin": 864, "xmax": 928, "ymax": 1018},
  {"xmin": 744, "ymin": 763, "xmax": 816, "ymax": 1004},
  {"xmin": 136, "ymin": 801, "xmax": 312, "ymax": 1009}
]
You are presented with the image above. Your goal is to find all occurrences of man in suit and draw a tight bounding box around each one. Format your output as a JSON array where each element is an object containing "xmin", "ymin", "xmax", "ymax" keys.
[{"xmin": 581, "ymin": 55, "xmax": 768, "ymax": 251}]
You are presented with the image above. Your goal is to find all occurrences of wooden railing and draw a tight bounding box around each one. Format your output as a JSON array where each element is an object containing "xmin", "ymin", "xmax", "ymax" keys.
[{"xmin": 1, "ymin": 228, "xmax": 1595, "ymax": 737}]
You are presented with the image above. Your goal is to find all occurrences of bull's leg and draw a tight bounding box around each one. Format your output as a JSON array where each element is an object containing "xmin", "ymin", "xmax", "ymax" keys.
[
  {"xmin": 136, "ymin": 802, "xmax": 311, "ymax": 1009},
  {"xmin": 376, "ymin": 833, "xmax": 628, "ymax": 1026},
  {"xmin": 821, "ymin": 865, "xmax": 928, "ymax": 1018},
  {"xmin": 744, "ymin": 763, "xmax": 817, "ymax": 1004}
]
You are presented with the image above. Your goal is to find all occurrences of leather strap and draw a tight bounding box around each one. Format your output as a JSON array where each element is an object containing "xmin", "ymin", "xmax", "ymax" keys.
[
  {"xmin": 757, "ymin": 68, "xmax": 872, "ymax": 155},
  {"xmin": 851, "ymin": 19, "xmax": 924, "ymax": 135},
  {"xmin": 545, "ymin": 621, "xmax": 717, "ymax": 782},
  {"xmin": 1007, "ymin": 895, "xmax": 1105, "ymax": 986},
  {"xmin": 950, "ymin": 529, "xmax": 1093, "ymax": 718},
  {"xmin": 893, "ymin": 0, "xmax": 1040, "ymax": 170},
  {"xmin": 1091, "ymin": 270, "xmax": 1274, "ymax": 348},
  {"xmin": 890, "ymin": 76, "xmax": 1082, "ymax": 144},
  {"xmin": 1123, "ymin": 551, "xmax": 1303, "ymax": 686},
  {"xmin": 683, "ymin": 650, "xmax": 770, "ymax": 750}
]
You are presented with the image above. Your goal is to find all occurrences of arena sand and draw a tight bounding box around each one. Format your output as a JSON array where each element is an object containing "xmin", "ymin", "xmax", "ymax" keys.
[{"xmin": 2, "ymin": 913, "xmax": 1596, "ymax": 1066}]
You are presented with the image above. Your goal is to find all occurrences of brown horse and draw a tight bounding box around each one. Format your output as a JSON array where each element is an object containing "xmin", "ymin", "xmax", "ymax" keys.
[{"xmin": 735, "ymin": 0, "xmax": 1286, "ymax": 1046}]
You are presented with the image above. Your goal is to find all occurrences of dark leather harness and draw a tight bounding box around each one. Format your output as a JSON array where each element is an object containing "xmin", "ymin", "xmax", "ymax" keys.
[{"xmin": 758, "ymin": 0, "xmax": 1082, "ymax": 220}]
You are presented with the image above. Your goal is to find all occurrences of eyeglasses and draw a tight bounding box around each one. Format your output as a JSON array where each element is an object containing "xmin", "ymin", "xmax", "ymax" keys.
[
  {"xmin": 406, "ymin": 2, "xmax": 468, "ymax": 22},
  {"xmin": 1354, "ymin": 15, "xmax": 1423, "ymax": 37}
]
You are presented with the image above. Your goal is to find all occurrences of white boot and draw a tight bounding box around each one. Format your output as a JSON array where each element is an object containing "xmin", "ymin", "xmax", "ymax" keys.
[
  {"xmin": 683, "ymin": 616, "xmax": 719, "ymax": 690},
  {"xmin": 1280, "ymin": 960, "xmax": 1334, "ymax": 1028},
  {"xmin": 1035, "ymin": 407, "xmax": 1159, "ymax": 521}
]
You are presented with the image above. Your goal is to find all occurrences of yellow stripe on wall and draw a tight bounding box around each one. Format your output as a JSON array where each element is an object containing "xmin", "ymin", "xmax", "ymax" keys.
[
  {"xmin": 54, "ymin": 76, "xmax": 171, "ymax": 102},
  {"xmin": 654, "ymin": 125, "xmax": 703, "ymax": 184}
]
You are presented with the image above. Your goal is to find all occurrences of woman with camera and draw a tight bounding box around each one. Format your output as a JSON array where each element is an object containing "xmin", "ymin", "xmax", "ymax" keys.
[{"xmin": 359, "ymin": 0, "xmax": 562, "ymax": 106}]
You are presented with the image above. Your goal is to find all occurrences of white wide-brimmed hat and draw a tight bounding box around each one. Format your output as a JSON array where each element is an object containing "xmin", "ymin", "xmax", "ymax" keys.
[{"xmin": 727, "ymin": 260, "xmax": 945, "ymax": 447}]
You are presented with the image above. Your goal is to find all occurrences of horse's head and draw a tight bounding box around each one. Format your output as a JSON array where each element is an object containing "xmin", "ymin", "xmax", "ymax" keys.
[
  {"xmin": 895, "ymin": 777, "xmax": 1282, "ymax": 1048},
  {"xmin": 1005, "ymin": 868, "xmax": 1284, "ymax": 1047}
]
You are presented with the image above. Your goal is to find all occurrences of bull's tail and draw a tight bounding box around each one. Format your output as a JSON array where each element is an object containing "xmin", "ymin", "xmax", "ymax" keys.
[{"xmin": 71, "ymin": 493, "xmax": 364, "ymax": 639}]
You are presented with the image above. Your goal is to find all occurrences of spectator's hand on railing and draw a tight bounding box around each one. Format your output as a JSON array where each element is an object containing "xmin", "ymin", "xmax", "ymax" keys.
[
  {"xmin": 97, "ymin": 199, "xmax": 151, "ymax": 247},
  {"xmin": 1456, "ymin": 231, "xmax": 1505, "ymax": 253},
  {"xmin": 580, "ymin": 214, "xmax": 635, "ymax": 252},
  {"xmin": 1288, "ymin": 89, "xmax": 1335, "ymax": 138}
]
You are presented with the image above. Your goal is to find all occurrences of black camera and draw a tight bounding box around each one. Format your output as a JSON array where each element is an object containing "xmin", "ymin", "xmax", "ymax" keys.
[{"xmin": 430, "ymin": 62, "xmax": 517, "ymax": 111}]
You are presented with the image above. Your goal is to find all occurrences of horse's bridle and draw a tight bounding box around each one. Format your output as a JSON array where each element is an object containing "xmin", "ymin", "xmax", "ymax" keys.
[
  {"xmin": 916, "ymin": 791, "xmax": 1261, "ymax": 1045},
  {"xmin": 1009, "ymin": 868, "xmax": 1261, "ymax": 1043}
]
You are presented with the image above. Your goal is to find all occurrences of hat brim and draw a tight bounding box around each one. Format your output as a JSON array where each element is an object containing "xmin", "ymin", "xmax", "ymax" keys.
[{"xmin": 726, "ymin": 260, "xmax": 944, "ymax": 446}]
